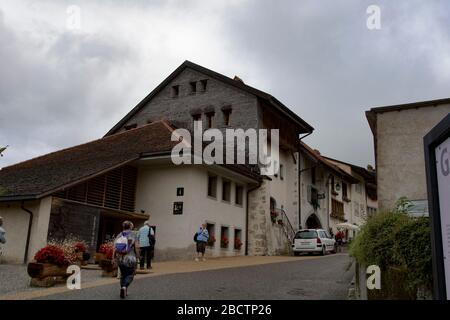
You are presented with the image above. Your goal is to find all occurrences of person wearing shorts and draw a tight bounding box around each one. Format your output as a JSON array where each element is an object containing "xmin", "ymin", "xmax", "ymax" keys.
[{"xmin": 195, "ymin": 223, "xmax": 209, "ymax": 262}]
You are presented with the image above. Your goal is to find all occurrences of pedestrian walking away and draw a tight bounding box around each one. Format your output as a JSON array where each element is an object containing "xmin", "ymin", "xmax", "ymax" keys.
[
  {"xmin": 138, "ymin": 220, "xmax": 155, "ymax": 270},
  {"xmin": 0, "ymin": 216, "xmax": 6, "ymax": 262},
  {"xmin": 0, "ymin": 217, "xmax": 5, "ymax": 245},
  {"xmin": 194, "ymin": 223, "xmax": 209, "ymax": 262},
  {"xmin": 114, "ymin": 220, "xmax": 139, "ymax": 299}
]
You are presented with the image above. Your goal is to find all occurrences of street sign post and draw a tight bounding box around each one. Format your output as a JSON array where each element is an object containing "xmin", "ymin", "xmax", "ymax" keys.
[{"xmin": 424, "ymin": 113, "xmax": 450, "ymax": 300}]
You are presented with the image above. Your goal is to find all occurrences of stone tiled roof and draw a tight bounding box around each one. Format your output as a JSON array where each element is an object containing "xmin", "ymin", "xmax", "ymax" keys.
[
  {"xmin": 0, "ymin": 120, "xmax": 261, "ymax": 201},
  {"xmin": 0, "ymin": 121, "xmax": 178, "ymax": 201}
]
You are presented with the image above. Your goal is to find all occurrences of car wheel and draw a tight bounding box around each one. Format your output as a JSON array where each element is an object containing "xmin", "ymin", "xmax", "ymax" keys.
[
  {"xmin": 294, "ymin": 252, "xmax": 300, "ymax": 256},
  {"xmin": 321, "ymin": 246, "xmax": 326, "ymax": 256}
]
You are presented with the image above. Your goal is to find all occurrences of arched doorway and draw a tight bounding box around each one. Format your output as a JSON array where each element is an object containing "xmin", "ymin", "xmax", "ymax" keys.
[{"xmin": 305, "ymin": 214, "xmax": 322, "ymax": 229}]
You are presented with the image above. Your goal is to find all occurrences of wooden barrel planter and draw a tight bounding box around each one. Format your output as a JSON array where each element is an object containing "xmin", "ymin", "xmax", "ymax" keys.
[
  {"xmin": 99, "ymin": 259, "xmax": 117, "ymax": 277},
  {"xmin": 27, "ymin": 262, "xmax": 69, "ymax": 287},
  {"xmin": 95, "ymin": 253, "xmax": 106, "ymax": 264}
]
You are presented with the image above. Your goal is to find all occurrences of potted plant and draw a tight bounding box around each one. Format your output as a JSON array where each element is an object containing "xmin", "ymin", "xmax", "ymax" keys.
[
  {"xmin": 220, "ymin": 236, "xmax": 229, "ymax": 249},
  {"xmin": 28, "ymin": 243, "xmax": 77, "ymax": 286},
  {"xmin": 73, "ymin": 241, "xmax": 90, "ymax": 266},
  {"xmin": 96, "ymin": 242, "xmax": 113, "ymax": 263},
  {"xmin": 207, "ymin": 235, "xmax": 216, "ymax": 247},
  {"xmin": 234, "ymin": 238, "xmax": 243, "ymax": 250},
  {"xmin": 97, "ymin": 241, "xmax": 117, "ymax": 277}
]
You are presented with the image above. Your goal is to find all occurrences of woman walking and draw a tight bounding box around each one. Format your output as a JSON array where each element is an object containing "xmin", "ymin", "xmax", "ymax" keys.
[{"xmin": 114, "ymin": 221, "xmax": 139, "ymax": 299}]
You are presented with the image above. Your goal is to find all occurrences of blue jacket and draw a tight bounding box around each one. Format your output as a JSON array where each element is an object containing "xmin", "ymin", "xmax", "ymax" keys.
[{"xmin": 196, "ymin": 227, "xmax": 209, "ymax": 243}]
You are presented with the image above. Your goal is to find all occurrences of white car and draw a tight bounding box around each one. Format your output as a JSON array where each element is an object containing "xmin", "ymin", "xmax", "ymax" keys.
[{"xmin": 292, "ymin": 229, "xmax": 336, "ymax": 256}]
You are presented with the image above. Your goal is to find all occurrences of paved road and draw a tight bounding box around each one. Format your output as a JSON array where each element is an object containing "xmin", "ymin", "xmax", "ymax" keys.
[{"xmin": 38, "ymin": 254, "xmax": 354, "ymax": 300}]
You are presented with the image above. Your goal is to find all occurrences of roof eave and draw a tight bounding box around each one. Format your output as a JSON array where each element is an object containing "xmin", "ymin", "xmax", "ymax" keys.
[{"xmin": 0, "ymin": 195, "xmax": 39, "ymax": 202}]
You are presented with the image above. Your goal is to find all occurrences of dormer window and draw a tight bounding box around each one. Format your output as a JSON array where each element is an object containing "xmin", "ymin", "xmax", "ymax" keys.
[
  {"xmin": 124, "ymin": 123, "xmax": 137, "ymax": 130},
  {"xmin": 206, "ymin": 112, "xmax": 214, "ymax": 129},
  {"xmin": 200, "ymin": 79, "xmax": 208, "ymax": 92},
  {"xmin": 221, "ymin": 105, "xmax": 232, "ymax": 126},
  {"xmin": 192, "ymin": 113, "xmax": 202, "ymax": 131},
  {"xmin": 189, "ymin": 81, "xmax": 197, "ymax": 94},
  {"xmin": 171, "ymin": 85, "xmax": 179, "ymax": 98}
]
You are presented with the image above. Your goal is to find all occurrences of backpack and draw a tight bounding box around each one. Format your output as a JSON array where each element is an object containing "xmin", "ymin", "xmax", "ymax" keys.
[
  {"xmin": 148, "ymin": 228, "xmax": 156, "ymax": 247},
  {"xmin": 193, "ymin": 232, "xmax": 198, "ymax": 243},
  {"xmin": 115, "ymin": 232, "xmax": 129, "ymax": 254}
]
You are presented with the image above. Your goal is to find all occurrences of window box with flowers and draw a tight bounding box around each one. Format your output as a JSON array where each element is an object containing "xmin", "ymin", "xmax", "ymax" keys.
[
  {"xmin": 221, "ymin": 236, "xmax": 229, "ymax": 249},
  {"xmin": 207, "ymin": 235, "xmax": 216, "ymax": 247},
  {"xmin": 234, "ymin": 238, "xmax": 243, "ymax": 250}
]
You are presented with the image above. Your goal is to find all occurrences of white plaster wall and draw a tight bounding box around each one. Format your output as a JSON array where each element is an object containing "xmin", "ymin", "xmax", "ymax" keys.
[
  {"xmin": 376, "ymin": 104, "xmax": 450, "ymax": 210},
  {"xmin": 0, "ymin": 197, "xmax": 52, "ymax": 264},
  {"xmin": 135, "ymin": 165, "xmax": 247, "ymax": 260},
  {"xmin": 268, "ymin": 150, "xmax": 299, "ymax": 229},
  {"xmin": 299, "ymin": 154, "xmax": 329, "ymax": 231}
]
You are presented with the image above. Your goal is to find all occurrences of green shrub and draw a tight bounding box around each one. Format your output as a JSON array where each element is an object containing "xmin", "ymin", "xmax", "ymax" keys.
[{"xmin": 349, "ymin": 210, "xmax": 432, "ymax": 299}]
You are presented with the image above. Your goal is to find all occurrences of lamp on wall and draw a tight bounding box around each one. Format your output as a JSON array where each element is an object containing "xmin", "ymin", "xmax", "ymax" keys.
[{"xmin": 335, "ymin": 183, "xmax": 341, "ymax": 191}]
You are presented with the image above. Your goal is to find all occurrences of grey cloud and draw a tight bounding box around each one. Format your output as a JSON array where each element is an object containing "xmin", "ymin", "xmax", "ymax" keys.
[
  {"xmin": 0, "ymin": 9, "xmax": 136, "ymax": 167},
  {"xmin": 1, "ymin": 1, "xmax": 450, "ymax": 169},
  {"xmin": 219, "ymin": 0, "xmax": 450, "ymax": 166}
]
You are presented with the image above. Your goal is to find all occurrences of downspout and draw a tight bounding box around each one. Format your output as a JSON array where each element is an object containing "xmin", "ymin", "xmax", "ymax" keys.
[
  {"xmin": 21, "ymin": 202, "xmax": 34, "ymax": 264},
  {"xmin": 326, "ymin": 174, "xmax": 333, "ymax": 231},
  {"xmin": 298, "ymin": 132, "xmax": 313, "ymax": 229},
  {"xmin": 245, "ymin": 182, "xmax": 262, "ymax": 256}
]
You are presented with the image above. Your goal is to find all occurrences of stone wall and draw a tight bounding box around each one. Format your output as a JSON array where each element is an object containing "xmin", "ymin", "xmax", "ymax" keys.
[
  {"xmin": 118, "ymin": 67, "xmax": 259, "ymax": 134},
  {"xmin": 247, "ymin": 180, "xmax": 291, "ymax": 256},
  {"xmin": 247, "ymin": 181, "xmax": 269, "ymax": 256}
]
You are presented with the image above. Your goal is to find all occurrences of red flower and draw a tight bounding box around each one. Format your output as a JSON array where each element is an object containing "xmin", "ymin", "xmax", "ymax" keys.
[
  {"xmin": 221, "ymin": 236, "xmax": 229, "ymax": 247},
  {"xmin": 99, "ymin": 243, "xmax": 114, "ymax": 260},
  {"xmin": 34, "ymin": 245, "xmax": 68, "ymax": 266},
  {"xmin": 74, "ymin": 242, "xmax": 87, "ymax": 253},
  {"xmin": 234, "ymin": 238, "xmax": 243, "ymax": 250},
  {"xmin": 207, "ymin": 235, "xmax": 216, "ymax": 246}
]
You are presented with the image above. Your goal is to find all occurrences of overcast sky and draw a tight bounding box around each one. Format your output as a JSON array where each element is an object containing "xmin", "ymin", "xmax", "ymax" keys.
[{"xmin": 1, "ymin": 0, "xmax": 449, "ymax": 168}]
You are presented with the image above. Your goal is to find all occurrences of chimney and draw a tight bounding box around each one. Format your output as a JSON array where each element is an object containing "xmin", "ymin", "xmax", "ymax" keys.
[{"xmin": 233, "ymin": 76, "xmax": 244, "ymax": 84}]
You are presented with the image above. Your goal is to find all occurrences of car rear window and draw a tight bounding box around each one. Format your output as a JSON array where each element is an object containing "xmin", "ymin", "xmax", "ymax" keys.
[{"xmin": 295, "ymin": 230, "xmax": 318, "ymax": 239}]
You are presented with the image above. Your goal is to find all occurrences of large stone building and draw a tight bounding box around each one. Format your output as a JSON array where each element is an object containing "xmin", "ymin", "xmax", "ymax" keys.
[
  {"xmin": 0, "ymin": 61, "xmax": 313, "ymax": 263},
  {"xmin": 366, "ymin": 98, "xmax": 450, "ymax": 212}
]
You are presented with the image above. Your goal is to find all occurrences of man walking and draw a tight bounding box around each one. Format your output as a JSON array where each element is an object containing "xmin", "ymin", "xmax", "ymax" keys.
[
  {"xmin": 0, "ymin": 217, "xmax": 5, "ymax": 245},
  {"xmin": 138, "ymin": 220, "xmax": 154, "ymax": 270},
  {"xmin": 195, "ymin": 223, "xmax": 209, "ymax": 262}
]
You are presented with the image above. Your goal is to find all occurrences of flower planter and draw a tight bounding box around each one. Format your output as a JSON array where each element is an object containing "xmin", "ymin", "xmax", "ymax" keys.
[
  {"xmin": 27, "ymin": 262, "xmax": 69, "ymax": 279},
  {"xmin": 95, "ymin": 252, "xmax": 106, "ymax": 264},
  {"xmin": 99, "ymin": 259, "xmax": 117, "ymax": 277},
  {"xmin": 27, "ymin": 262, "xmax": 70, "ymax": 287}
]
